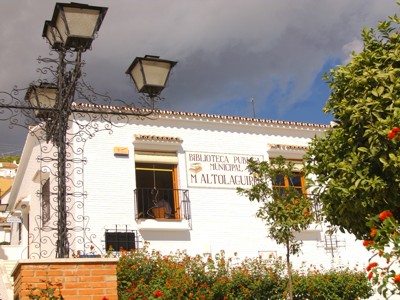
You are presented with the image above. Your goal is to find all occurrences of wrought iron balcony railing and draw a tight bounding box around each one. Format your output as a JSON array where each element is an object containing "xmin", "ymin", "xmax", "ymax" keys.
[{"xmin": 134, "ymin": 188, "xmax": 191, "ymax": 221}]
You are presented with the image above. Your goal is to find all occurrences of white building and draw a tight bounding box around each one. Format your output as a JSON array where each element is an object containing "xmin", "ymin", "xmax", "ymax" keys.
[
  {"xmin": 3, "ymin": 109, "xmax": 372, "ymax": 269},
  {"xmin": 0, "ymin": 162, "xmax": 17, "ymax": 178},
  {"xmin": 0, "ymin": 161, "xmax": 18, "ymax": 246}
]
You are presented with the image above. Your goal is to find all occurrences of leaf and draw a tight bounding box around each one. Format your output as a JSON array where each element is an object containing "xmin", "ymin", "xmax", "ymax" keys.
[
  {"xmin": 355, "ymin": 178, "xmax": 362, "ymax": 188},
  {"xmin": 389, "ymin": 153, "xmax": 397, "ymax": 161},
  {"xmin": 358, "ymin": 147, "xmax": 369, "ymax": 153},
  {"xmin": 379, "ymin": 156, "xmax": 388, "ymax": 167}
]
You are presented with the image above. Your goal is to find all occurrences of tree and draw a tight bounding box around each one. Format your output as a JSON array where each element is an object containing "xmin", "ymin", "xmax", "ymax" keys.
[
  {"xmin": 304, "ymin": 10, "xmax": 400, "ymax": 239},
  {"xmin": 0, "ymin": 156, "xmax": 20, "ymax": 163},
  {"xmin": 237, "ymin": 156, "xmax": 314, "ymax": 300}
]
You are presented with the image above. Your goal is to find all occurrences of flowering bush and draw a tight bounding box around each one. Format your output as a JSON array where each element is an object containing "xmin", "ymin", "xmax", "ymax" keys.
[
  {"xmin": 388, "ymin": 127, "xmax": 400, "ymax": 140},
  {"xmin": 361, "ymin": 127, "xmax": 400, "ymax": 297},
  {"xmin": 291, "ymin": 265, "xmax": 371, "ymax": 300},
  {"xmin": 117, "ymin": 244, "xmax": 372, "ymax": 299},
  {"xmin": 364, "ymin": 210, "xmax": 400, "ymax": 298}
]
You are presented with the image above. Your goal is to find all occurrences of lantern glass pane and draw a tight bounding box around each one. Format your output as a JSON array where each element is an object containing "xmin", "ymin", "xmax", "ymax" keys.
[
  {"xmin": 131, "ymin": 62, "xmax": 145, "ymax": 92},
  {"xmin": 63, "ymin": 7, "xmax": 100, "ymax": 38},
  {"xmin": 45, "ymin": 23, "xmax": 62, "ymax": 46},
  {"xmin": 141, "ymin": 60, "xmax": 171, "ymax": 87},
  {"xmin": 36, "ymin": 87, "xmax": 57, "ymax": 109},
  {"xmin": 27, "ymin": 86, "xmax": 57, "ymax": 119},
  {"xmin": 55, "ymin": 12, "xmax": 68, "ymax": 44}
]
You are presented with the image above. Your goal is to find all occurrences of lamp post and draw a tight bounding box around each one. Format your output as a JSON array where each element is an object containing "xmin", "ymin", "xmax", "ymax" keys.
[{"xmin": 0, "ymin": 2, "xmax": 176, "ymax": 258}]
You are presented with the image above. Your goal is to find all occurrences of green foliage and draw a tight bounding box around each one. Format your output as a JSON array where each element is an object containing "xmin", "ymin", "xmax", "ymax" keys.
[
  {"xmin": 237, "ymin": 156, "xmax": 314, "ymax": 255},
  {"xmin": 0, "ymin": 155, "xmax": 20, "ymax": 163},
  {"xmin": 364, "ymin": 211, "xmax": 400, "ymax": 298},
  {"xmin": 27, "ymin": 280, "xmax": 64, "ymax": 300},
  {"xmin": 305, "ymin": 9, "xmax": 400, "ymax": 239},
  {"xmin": 291, "ymin": 265, "xmax": 372, "ymax": 300},
  {"xmin": 237, "ymin": 156, "xmax": 315, "ymax": 299},
  {"xmin": 116, "ymin": 245, "xmax": 373, "ymax": 299}
]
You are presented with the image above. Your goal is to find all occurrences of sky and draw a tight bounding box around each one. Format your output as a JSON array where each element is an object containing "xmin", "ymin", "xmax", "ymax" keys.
[{"xmin": 0, "ymin": 0, "xmax": 398, "ymax": 155}]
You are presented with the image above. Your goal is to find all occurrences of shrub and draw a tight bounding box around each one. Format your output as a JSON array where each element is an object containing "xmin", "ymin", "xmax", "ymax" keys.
[
  {"xmin": 117, "ymin": 244, "xmax": 372, "ymax": 299},
  {"xmin": 291, "ymin": 265, "xmax": 372, "ymax": 300}
]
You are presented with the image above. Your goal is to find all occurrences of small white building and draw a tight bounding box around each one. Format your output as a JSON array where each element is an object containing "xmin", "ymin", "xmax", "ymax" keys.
[
  {"xmin": 0, "ymin": 161, "xmax": 18, "ymax": 245},
  {"xmin": 0, "ymin": 162, "xmax": 17, "ymax": 178},
  {"xmin": 4, "ymin": 108, "xmax": 372, "ymax": 269}
]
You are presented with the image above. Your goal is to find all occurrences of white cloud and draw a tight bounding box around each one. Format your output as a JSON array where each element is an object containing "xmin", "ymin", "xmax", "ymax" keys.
[{"xmin": 342, "ymin": 39, "xmax": 364, "ymax": 65}]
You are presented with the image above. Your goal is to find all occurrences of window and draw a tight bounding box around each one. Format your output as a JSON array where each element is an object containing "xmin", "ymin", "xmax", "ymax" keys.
[
  {"xmin": 135, "ymin": 162, "xmax": 179, "ymax": 219},
  {"xmin": 18, "ymin": 222, "xmax": 22, "ymax": 244},
  {"xmin": 272, "ymin": 172, "xmax": 305, "ymax": 196},
  {"xmin": 41, "ymin": 178, "xmax": 50, "ymax": 225},
  {"xmin": 105, "ymin": 231, "xmax": 136, "ymax": 251},
  {"xmin": 134, "ymin": 151, "xmax": 180, "ymax": 219}
]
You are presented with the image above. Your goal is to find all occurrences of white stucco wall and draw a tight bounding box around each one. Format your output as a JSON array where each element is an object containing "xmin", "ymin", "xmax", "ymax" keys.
[
  {"xmin": 64, "ymin": 112, "xmax": 372, "ymax": 270},
  {"xmin": 5, "ymin": 111, "xmax": 373, "ymax": 272}
]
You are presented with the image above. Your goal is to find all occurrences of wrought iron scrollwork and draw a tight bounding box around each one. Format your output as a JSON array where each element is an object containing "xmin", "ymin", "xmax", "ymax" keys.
[
  {"xmin": 0, "ymin": 47, "xmax": 164, "ymax": 258},
  {"xmin": 1, "ymin": 2, "xmax": 177, "ymax": 259}
]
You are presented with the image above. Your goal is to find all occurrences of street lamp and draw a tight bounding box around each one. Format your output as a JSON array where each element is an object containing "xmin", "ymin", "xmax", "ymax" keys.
[
  {"xmin": 43, "ymin": 2, "xmax": 108, "ymax": 51},
  {"xmin": 0, "ymin": 2, "xmax": 176, "ymax": 258},
  {"xmin": 25, "ymin": 83, "xmax": 58, "ymax": 119},
  {"xmin": 126, "ymin": 55, "xmax": 178, "ymax": 98},
  {"xmin": 42, "ymin": 2, "xmax": 110, "ymax": 258}
]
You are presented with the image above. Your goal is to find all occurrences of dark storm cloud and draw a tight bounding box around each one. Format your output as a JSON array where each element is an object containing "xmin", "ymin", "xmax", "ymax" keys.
[{"xmin": 0, "ymin": 0, "xmax": 398, "ymax": 153}]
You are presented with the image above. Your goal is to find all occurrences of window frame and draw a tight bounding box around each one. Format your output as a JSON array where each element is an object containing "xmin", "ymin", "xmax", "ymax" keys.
[
  {"xmin": 272, "ymin": 172, "xmax": 306, "ymax": 195},
  {"xmin": 134, "ymin": 151, "xmax": 180, "ymax": 220},
  {"xmin": 105, "ymin": 230, "xmax": 136, "ymax": 252}
]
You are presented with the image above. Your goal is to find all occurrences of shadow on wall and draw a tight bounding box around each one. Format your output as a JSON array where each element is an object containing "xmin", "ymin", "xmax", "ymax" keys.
[
  {"xmin": 0, "ymin": 245, "xmax": 25, "ymax": 260},
  {"xmin": 0, "ymin": 246, "xmax": 6, "ymax": 260},
  {"xmin": 140, "ymin": 230, "xmax": 191, "ymax": 242}
]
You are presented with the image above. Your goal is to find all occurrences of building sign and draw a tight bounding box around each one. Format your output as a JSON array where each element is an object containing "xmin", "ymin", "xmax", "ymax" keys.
[
  {"xmin": 186, "ymin": 151, "xmax": 263, "ymax": 188},
  {"xmin": 0, "ymin": 216, "xmax": 21, "ymax": 224},
  {"xmin": 6, "ymin": 216, "xmax": 22, "ymax": 223}
]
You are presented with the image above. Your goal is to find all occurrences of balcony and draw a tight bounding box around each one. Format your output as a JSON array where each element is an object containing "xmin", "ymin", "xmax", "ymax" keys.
[{"xmin": 134, "ymin": 188, "xmax": 191, "ymax": 230}]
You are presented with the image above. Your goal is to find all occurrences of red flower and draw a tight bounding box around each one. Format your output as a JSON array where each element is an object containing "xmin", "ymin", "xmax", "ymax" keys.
[
  {"xmin": 363, "ymin": 240, "xmax": 374, "ymax": 247},
  {"xmin": 389, "ymin": 127, "xmax": 400, "ymax": 140},
  {"xmin": 379, "ymin": 210, "xmax": 393, "ymax": 221},
  {"xmin": 366, "ymin": 262, "xmax": 378, "ymax": 271},
  {"xmin": 102, "ymin": 297, "xmax": 109, "ymax": 300},
  {"xmin": 370, "ymin": 227, "xmax": 377, "ymax": 237},
  {"xmin": 394, "ymin": 274, "xmax": 400, "ymax": 284},
  {"xmin": 368, "ymin": 272, "xmax": 373, "ymax": 280},
  {"xmin": 154, "ymin": 290, "xmax": 163, "ymax": 297}
]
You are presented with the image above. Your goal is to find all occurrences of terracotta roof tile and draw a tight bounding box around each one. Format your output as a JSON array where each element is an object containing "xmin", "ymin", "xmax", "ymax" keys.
[
  {"xmin": 134, "ymin": 134, "xmax": 182, "ymax": 143},
  {"xmin": 0, "ymin": 177, "xmax": 13, "ymax": 198},
  {"xmin": 72, "ymin": 103, "xmax": 329, "ymax": 129},
  {"xmin": 268, "ymin": 144, "xmax": 309, "ymax": 151},
  {"xmin": 158, "ymin": 110, "xmax": 327, "ymax": 128},
  {"xmin": 0, "ymin": 162, "xmax": 17, "ymax": 169}
]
